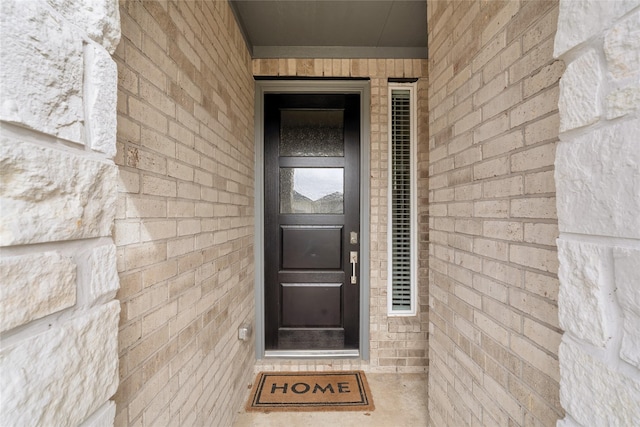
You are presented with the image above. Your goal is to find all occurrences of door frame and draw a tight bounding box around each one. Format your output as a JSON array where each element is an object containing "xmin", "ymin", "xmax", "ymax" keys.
[{"xmin": 254, "ymin": 79, "xmax": 371, "ymax": 360}]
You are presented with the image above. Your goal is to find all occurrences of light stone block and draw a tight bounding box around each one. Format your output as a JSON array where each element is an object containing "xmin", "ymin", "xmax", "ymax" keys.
[
  {"xmin": 86, "ymin": 44, "xmax": 118, "ymax": 157},
  {"xmin": 554, "ymin": 0, "xmax": 640, "ymax": 57},
  {"xmin": 555, "ymin": 119, "xmax": 640, "ymax": 238},
  {"xmin": 559, "ymin": 339, "xmax": 640, "ymax": 427},
  {"xmin": 78, "ymin": 401, "xmax": 116, "ymax": 427},
  {"xmin": 0, "ymin": 301, "xmax": 120, "ymax": 427},
  {"xmin": 0, "ymin": 140, "xmax": 117, "ymax": 246},
  {"xmin": 558, "ymin": 50, "xmax": 601, "ymax": 132},
  {"xmin": 604, "ymin": 9, "xmax": 640, "ymax": 80},
  {"xmin": 46, "ymin": 0, "xmax": 121, "ymax": 54},
  {"xmin": 556, "ymin": 417, "xmax": 584, "ymax": 427},
  {"xmin": 0, "ymin": 252, "xmax": 76, "ymax": 333},
  {"xmin": 607, "ymin": 85, "xmax": 640, "ymax": 119},
  {"xmin": 89, "ymin": 244, "xmax": 120, "ymax": 305},
  {"xmin": 613, "ymin": 247, "xmax": 640, "ymax": 369},
  {"xmin": 0, "ymin": 0, "xmax": 84, "ymax": 143},
  {"xmin": 557, "ymin": 239, "xmax": 610, "ymax": 348}
]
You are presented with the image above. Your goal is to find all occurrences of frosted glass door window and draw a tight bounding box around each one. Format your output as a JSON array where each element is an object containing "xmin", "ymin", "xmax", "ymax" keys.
[
  {"xmin": 280, "ymin": 168, "xmax": 344, "ymax": 214},
  {"xmin": 280, "ymin": 110, "xmax": 344, "ymax": 157}
]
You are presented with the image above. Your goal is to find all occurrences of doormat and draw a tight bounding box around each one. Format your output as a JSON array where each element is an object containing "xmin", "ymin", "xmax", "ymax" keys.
[{"xmin": 246, "ymin": 371, "xmax": 374, "ymax": 412}]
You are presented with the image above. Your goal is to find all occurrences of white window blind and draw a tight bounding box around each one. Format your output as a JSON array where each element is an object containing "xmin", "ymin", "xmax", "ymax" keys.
[{"xmin": 388, "ymin": 84, "xmax": 416, "ymax": 315}]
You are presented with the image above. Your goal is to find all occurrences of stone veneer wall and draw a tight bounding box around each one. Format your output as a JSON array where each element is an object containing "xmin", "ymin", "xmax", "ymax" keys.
[
  {"xmin": 0, "ymin": 0, "xmax": 121, "ymax": 425},
  {"xmin": 113, "ymin": 1, "xmax": 255, "ymax": 426},
  {"xmin": 253, "ymin": 58, "xmax": 429, "ymax": 372},
  {"xmin": 427, "ymin": 1, "xmax": 565, "ymax": 425},
  {"xmin": 554, "ymin": 1, "xmax": 640, "ymax": 425}
]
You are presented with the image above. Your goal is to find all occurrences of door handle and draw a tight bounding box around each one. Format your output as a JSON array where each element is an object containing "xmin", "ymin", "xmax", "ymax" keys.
[{"xmin": 350, "ymin": 251, "xmax": 358, "ymax": 284}]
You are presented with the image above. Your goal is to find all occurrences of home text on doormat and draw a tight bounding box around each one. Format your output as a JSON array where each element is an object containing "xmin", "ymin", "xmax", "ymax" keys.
[{"xmin": 246, "ymin": 371, "xmax": 375, "ymax": 412}]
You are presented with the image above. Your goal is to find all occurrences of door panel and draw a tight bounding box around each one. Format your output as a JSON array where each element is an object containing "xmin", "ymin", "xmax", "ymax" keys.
[
  {"xmin": 281, "ymin": 226, "xmax": 343, "ymax": 270},
  {"xmin": 281, "ymin": 283, "xmax": 342, "ymax": 327},
  {"xmin": 277, "ymin": 329, "xmax": 345, "ymax": 350},
  {"xmin": 264, "ymin": 93, "xmax": 360, "ymax": 351}
]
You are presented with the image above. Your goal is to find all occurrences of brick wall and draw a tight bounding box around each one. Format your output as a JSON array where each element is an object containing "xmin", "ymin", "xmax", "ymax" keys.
[
  {"xmin": 253, "ymin": 59, "xmax": 429, "ymax": 372},
  {"xmin": 113, "ymin": 2, "xmax": 255, "ymax": 425},
  {"xmin": 427, "ymin": 1, "xmax": 564, "ymax": 425}
]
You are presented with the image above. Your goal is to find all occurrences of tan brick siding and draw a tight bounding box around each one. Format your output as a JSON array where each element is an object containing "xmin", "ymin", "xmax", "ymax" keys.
[
  {"xmin": 253, "ymin": 59, "xmax": 430, "ymax": 372},
  {"xmin": 427, "ymin": 1, "xmax": 564, "ymax": 425},
  {"xmin": 113, "ymin": 1, "xmax": 255, "ymax": 425}
]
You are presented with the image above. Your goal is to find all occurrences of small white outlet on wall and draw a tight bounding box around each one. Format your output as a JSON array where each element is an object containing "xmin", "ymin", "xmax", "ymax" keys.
[{"xmin": 238, "ymin": 324, "xmax": 252, "ymax": 341}]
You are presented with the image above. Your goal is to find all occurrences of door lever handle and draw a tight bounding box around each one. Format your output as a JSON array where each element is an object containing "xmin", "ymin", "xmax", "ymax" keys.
[{"xmin": 350, "ymin": 251, "xmax": 358, "ymax": 284}]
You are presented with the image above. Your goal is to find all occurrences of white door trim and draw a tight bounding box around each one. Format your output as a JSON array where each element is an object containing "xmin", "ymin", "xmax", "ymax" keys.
[{"xmin": 254, "ymin": 79, "xmax": 371, "ymax": 359}]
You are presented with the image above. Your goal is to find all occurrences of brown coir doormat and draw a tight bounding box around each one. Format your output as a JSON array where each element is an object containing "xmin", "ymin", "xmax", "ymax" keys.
[{"xmin": 246, "ymin": 371, "xmax": 374, "ymax": 412}]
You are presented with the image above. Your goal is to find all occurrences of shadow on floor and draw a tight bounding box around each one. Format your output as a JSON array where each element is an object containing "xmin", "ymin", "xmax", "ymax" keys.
[{"xmin": 233, "ymin": 373, "xmax": 428, "ymax": 427}]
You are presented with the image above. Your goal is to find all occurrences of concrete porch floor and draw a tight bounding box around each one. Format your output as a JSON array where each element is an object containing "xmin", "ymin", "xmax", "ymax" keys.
[{"xmin": 233, "ymin": 373, "xmax": 428, "ymax": 426}]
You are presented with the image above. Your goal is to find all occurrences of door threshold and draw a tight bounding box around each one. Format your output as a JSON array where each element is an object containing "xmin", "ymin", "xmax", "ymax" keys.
[{"xmin": 264, "ymin": 349, "xmax": 360, "ymax": 359}]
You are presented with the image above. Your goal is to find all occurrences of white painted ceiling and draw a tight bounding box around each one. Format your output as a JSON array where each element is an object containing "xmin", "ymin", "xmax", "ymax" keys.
[{"xmin": 230, "ymin": 0, "xmax": 428, "ymax": 58}]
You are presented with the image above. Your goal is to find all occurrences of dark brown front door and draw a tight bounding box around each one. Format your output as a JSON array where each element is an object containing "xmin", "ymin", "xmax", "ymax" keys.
[{"xmin": 264, "ymin": 93, "xmax": 360, "ymax": 351}]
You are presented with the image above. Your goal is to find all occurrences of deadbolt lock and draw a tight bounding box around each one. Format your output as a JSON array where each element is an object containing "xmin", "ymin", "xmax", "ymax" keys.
[{"xmin": 350, "ymin": 231, "xmax": 358, "ymax": 245}]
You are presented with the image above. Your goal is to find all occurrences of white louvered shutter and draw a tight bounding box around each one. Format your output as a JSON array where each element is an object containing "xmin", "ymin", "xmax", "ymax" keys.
[{"xmin": 390, "ymin": 88, "xmax": 414, "ymax": 312}]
